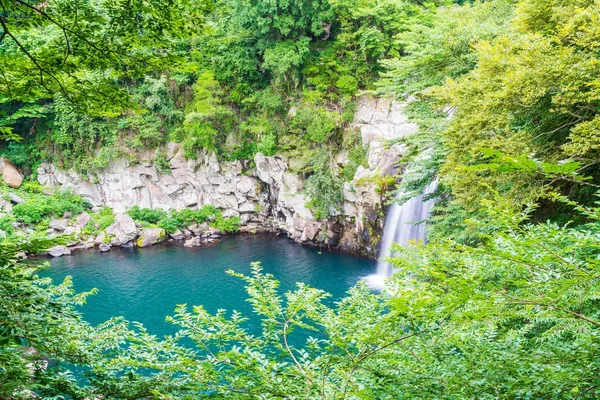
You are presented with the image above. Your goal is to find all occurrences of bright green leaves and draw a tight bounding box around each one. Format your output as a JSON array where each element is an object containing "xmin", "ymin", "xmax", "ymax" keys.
[
  {"xmin": 379, "ymin": 0, "xmax": 514, "ymax": 95},
  {"xmin": 0, "ymin": 0, "xmax": 205, "ymax": 113},
  {"xmin": 126, "ymin": 204, "xmax": 241, "ymax": 234},
  {"xmin": 0, "ymin": 237, "xmax": 101, "ymax": 398},
  {"xmin": 292, "ymin": 106, "xmax": 341, "ymax": 144},
  {"xmin": 7, "ymin": 186, "xmax": 88, "ymax": 225},
  {"xmin": 563, "ymin": 115, "xmax": 600, "ymax": 158},
  {"xmin": 226, "ymin": 0, "xmax": 334, "ymax": 38},
  {"xmin": 178, "ymin": 70, "xmax": 233, "ymax": 157},
  {"xmin": 381, "ymin": 0, "xmax": 600, "ymax": 240},
  {"xmin": 263, "ymin": 37, "xmax": 311, "ymax": 85},
  {"xmin": 467, "ymin": 148, "xmax": 582, "ymax": 177}
]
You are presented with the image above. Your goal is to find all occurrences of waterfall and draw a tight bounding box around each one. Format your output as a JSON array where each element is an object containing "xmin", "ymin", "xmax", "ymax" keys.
[{"xmin": 365, "ymin": 181, "xmax": 437, "ymax": 289}]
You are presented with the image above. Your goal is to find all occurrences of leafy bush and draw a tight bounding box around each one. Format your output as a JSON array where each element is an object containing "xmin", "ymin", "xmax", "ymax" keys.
[
  {"xmin": 157, "ymin": 217, "xmax": 180, "ymax": 233},
  {"xmin": 212, "ymin": 216, "xmax": 241, "ymax": 233},
  {"xmin": 0, "ymin": 215, "xmax": 15, "ymax": 236},
  {"xmin": 170, "ymin": 205, "xmax": 220, "ymax": 227},
  {"xmin": 341, "ymin": 128, "xmax": 367, "ymax": 181},
  {"xmin": 306, "ymin": 170, "xmax": 344, "ymax": 220},
  {"xmin": 153, "ymin": 149, "xmax": 172, "ymax": 174},
  {"xmin": 126, "ymin": 205, "xmax": 226, "ymax": 233},
  {"xmin": 11, "ymin": 190, "xmax": 88, "ymax": 224},
  {"xmin": 127, "ymin": 206, "xmax": 167, "ymax": 225},
  {"xmin": 292, "ymin": 107, "xmax": 340, "ymax": 144},
  {"xmin": 336, "ymin": 75, "xmax": 359, "ymax": 97},
  {"xmin": 0, "ymin": 142, "xmax": 41, "ymax": 173},
  {"xmin": 96, "ymin": 207, "xmax": 115, "ymax": 230}
]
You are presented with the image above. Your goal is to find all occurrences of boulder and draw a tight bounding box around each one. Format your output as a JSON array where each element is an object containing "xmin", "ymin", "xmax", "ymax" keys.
[
  {"xmin": 105, "ymin": 213, "xmax": 138, "ymax": 245},
  {"xmin": 183, "ymin": 237, "xmax": 202, "ymax": 247},
  {"xmin": 254, "ymin": 153, "xmax": 286, "ymax": 188},
  {"xmin": 325, "ymin": 229, "xmax": 341, "ymax": 246},
  {"xmin": 222, "ymin": 209, "xmax": 240, "ymax": 218},
  {"xmin": 47, "ymin": 245, "xmax": 70, "ymax": 257},
  {"xmin": 76, "ymin": 212, "xmax": 91, "ymax": 228},
  {"xmin": 94, "ymin": 232, "xmax": 106, "ymax": 246},
  {"xmin": 0, "ymin": 157, "xmax": 23, "ymax": 188},
  {"xmin": 187, "ymin": 223, "xmax": 208, "ymax": 236},
  {"xmin": 343, "ymin": 201, "xmax": 358, "ymax": 216},
  {"xmin": 63, "ymin": 226, "xmax": 81, "ymax": 246},
  {"xmin": 1, "ymin": 200, "xmax": 12, "ymax": 213},
  {"xmin": 8, "ymin": 192, "xmax": 24, "ymax": 204},
  {"xmin": 99, "ymin": 243, "xmax": 111, "ymax": 252},
  {"xmin": 136, "ymin": 228, "xmax": 167, "ymax": 247},
  {"xmin": 236, "ymin": 177, "xmax": 254, "ymax": 194},
  {"xmin": 64, "ymin": 226, "xmax": 81, "ymax": 235},
  {"xmin": 343, "ymin": 182, "xmax": 358, "ymax": 203},
  {"xmin": 339, "ymin": 231, "xmax": 359, "ymax": 253},
  {"xmin": 169, "ymin": 229, "xmax": 185, "ymax": 240},
  {"xmin": 208, "ymin": 226, "xmax": 222, "ymax": 236},
  {"xmin": 49, "ymin": 219, "xmax": 68, "ymax": 231},
  {"xmin": 301, "ymin": 223, "xmax": 321, "ymax": 242},
  {"xmin": 238, "ymin": 202, "xmax": 255, "ymax": 213}
]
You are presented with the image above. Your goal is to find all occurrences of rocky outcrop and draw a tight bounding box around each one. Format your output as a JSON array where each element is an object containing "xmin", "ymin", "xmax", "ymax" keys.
[
  {"xmin": 105, "ymin": 214, "xmax": 138, "ymax": 245},
  {"xmin": 0, "ymin": 157, "xmax": 23, "ymax": 188},
  {"xmin": 36, "ymin": 97, "xmax": 416, "ymax": 256},
  {"xmin": 49, "ymin": 219, "xmax": 68, "ymax": 231},
  {"xmin": 76, "ymin": 212, "xmax": 91, "ymax": 229},
  {"xmin": 136, "ymin": 228, "xmax": 167, "ymax": 247},
  {"xmin": 47, "ymin": 245, "xmax": 70, "ymax": 257}
]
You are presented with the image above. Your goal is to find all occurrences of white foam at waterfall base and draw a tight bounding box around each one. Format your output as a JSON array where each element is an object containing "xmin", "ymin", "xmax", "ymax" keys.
[{"xmin": 364, "ymin": 181, "xmax": 437, "ymax": 290}]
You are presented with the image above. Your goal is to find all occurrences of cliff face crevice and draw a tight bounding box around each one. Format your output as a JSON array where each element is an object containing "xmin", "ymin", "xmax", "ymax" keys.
[{"xmin": 37, "ymin": 97, "xmax": 417, "ymax": 256}]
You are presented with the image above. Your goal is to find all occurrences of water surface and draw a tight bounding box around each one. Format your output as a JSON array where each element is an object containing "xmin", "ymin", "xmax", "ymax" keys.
[{"xmin": 44, "ymin": 234, "xmax": 376, "ymax": 336}]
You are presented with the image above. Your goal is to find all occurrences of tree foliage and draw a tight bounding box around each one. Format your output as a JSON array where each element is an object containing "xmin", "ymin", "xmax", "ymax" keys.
[{"xmin": 4, "ymin": 0, "xmax": 600, "ymax": 398}]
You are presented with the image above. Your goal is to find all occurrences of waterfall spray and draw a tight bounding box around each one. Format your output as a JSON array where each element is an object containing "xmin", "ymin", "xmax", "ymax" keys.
[{"xmin": 365, "ymin": 181, "xmax": 437, "ymax": 289}]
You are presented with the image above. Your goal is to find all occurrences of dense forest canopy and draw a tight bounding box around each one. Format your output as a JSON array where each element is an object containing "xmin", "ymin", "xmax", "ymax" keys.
[{"xmin": 2, "ymin": 0, "xmax": 600, "ymax": 398}]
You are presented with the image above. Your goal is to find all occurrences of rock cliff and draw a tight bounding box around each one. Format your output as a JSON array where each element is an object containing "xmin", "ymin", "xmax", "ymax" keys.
[{"xmin": 37, "ymin": 97, "xmax": 417, "ymax": 256}]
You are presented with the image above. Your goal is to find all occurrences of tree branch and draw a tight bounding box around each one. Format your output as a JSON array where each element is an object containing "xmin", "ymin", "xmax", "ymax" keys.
[
  {"xmin": 0, "ymin": 11, "xmax": 72, "ymax": 101},
  {"xmin": 14, "ymin": 0, "xmax": 120, "ymax": 63}
]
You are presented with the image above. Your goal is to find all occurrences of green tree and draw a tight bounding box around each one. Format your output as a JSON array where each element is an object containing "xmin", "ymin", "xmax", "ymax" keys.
[{"xmin": 0, "ymin": 0, "xmax": 205, "ymax": 112}]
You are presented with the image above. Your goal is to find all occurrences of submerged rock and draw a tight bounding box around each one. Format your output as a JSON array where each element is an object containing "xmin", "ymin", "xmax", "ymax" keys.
[
  {"xmin": 47, "ymin": 245, "xmax": 70, "ymax": 257},
  {"xmin": 136, "ymin": 228, "xmax": 167, "ymax": 247},
  {"xmin": 169, "ymin": 229, "xmax": 185, "ymax": 240},
  {"xmin": 183, "ymin": 237, "xmax": 202, "ymax": 248},
  {"xmin": 187, "ymin": 223, "xmax": 208, "ymax": 236}
]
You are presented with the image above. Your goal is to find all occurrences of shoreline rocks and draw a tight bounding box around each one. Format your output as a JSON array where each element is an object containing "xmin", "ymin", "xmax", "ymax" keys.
[
  {"xmin": 105, "ymin": 214, "xmax": 138, "ymax": 245},
  {"xmin": 34, "ymin": 97, "xmax": 416, "ymax": 258},
  {"xmin": 136, "ymin": 228, "xmax": 167, "ymax": 247}
]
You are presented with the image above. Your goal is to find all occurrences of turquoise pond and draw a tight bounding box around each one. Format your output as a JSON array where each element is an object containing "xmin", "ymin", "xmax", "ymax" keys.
[{"xmin": 43, "ymin": 234, "xmax": 377, "ymax": 336}]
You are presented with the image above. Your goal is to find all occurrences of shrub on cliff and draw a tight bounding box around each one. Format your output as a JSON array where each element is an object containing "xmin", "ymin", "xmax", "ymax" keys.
[
  {"xmin": 10, "ymin": 189, "xmax": 87, "ymax": 225},
  {"xmin": 127, "ymin": 206, "xmax": 167, "ymax": 226}
]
